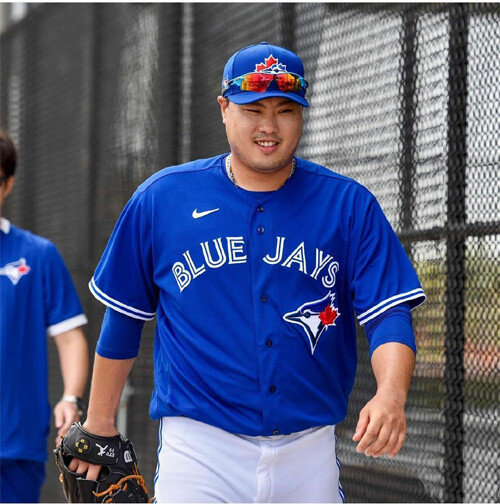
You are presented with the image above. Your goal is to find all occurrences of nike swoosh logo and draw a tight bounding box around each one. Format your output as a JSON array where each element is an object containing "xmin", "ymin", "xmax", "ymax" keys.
[{"xmin": 192, "ymin": 208, "xmax": 220, "ymax": 219}]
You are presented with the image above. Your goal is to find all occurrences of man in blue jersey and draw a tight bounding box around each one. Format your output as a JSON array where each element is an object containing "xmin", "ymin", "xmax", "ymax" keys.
[
  {"xmin": 0, "ymin": 131, "xmax": 89, "ymax": 503},
  {"xmin": 70, "ymin": 43, "xmax": 425, "ymax": 502}
]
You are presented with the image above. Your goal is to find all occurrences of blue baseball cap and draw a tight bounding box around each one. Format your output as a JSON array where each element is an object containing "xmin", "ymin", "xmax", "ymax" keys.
[{"xmin": 221, "ymin": 42, "xmax": 309, "ymax": 107}]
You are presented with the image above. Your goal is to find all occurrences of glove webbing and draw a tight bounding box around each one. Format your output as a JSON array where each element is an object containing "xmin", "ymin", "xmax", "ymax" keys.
[{"xmin": 92, "ymin": 464, "xmax": 153, "ymax": 503}]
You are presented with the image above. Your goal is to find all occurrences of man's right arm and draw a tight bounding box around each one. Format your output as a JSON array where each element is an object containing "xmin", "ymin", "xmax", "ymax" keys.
[
  {"xmin": 67, "ymin": 307, "xmax": 145, "ymax": 478},
  {"xmin": 68, "ymin": 354, "xmax": 135, "ymax": 479}
]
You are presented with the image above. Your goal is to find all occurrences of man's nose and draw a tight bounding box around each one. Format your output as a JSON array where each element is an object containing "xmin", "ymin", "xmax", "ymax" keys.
[{"xmin": 258, "ymin": 113, "xmax": 279, "ymax": 134}]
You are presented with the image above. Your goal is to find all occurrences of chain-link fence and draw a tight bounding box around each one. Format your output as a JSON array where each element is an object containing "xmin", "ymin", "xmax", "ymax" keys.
[{"xmin": 1, "ymin": 3, "xmax": 498, "ymax": 502}]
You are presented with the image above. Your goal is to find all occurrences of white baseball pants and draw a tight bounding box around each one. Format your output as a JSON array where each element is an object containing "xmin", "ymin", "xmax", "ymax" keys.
[{"xmin": 154, "ymin": 416, "xmax": 344, "ymax": 503}]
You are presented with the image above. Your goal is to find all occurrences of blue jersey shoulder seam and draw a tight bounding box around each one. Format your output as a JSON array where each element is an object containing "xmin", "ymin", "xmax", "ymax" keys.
[
  {"xmin": 135, "ymin": 155, "xmax": 226, "ymax": 195},
  {"xmin": 295, "ymin": 159, "xmax": 372, "ymax": 193},
  {"xmin": 8, "ymin": 224, "xmax": 55, "ymax": 252}
]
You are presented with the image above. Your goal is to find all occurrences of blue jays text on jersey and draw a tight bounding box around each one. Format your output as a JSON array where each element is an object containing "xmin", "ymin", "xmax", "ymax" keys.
[
  {"xmin": 0, "ymin": 218, "xmax": 87, "ymax": 461},
  {"xmin": 170, "ymin": 236, "xmax": 340, "ymax": 293},
  {"xmin": 89, "ymin": 154, "xmax": 425, "ymax": 437}
]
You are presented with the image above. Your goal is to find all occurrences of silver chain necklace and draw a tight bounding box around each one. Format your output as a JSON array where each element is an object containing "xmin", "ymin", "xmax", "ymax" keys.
[{"xmin": 225, "ymin": 154, "xmax": 295, "ymax": 191}]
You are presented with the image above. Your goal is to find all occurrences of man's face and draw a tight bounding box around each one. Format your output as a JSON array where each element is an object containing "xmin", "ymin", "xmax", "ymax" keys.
[{"xmin": 218, "ymin": 96, "xmax": 303, "ymax": 174}]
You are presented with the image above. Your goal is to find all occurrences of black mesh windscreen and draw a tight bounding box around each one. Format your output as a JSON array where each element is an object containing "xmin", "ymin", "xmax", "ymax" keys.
[{"xmin": 1, "ymin": 4, "xmax": 498, "ymax": 502}]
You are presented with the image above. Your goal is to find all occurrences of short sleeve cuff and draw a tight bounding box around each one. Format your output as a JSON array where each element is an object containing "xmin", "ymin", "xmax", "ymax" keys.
[
  {"xmin": 369, "ymin": 334, "xmax": 417, "ymax": 358},
  {"xmin": 89, "ymin": 277, "xmax": 156, "ymax": 321},
  {"xmin": 96, "ymin": 342, "xmax": 140, "ymax": 360},
  {"xmin": 47, "ymin": 314, "xmax": 88, "ymax": 337},
  {"xmin": 357, "ymin": 288, "xmax": 426, "ymax": 325}
]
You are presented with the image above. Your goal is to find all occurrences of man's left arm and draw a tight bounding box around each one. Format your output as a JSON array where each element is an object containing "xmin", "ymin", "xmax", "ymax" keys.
[
  {"xmin": 352, "ymin": 342, "xmax": 415, "ymax": 458},
  {"xmin": 348, "ymin": 192, "xmax": 425, "ymax": 458},
  {"xmin": 53, "ymin": 327, "xmax": 89, "ymax": 441}
]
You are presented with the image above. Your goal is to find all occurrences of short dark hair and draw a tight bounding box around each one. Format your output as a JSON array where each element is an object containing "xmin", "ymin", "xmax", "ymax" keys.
[{"xmin": 0, "ymin": 131, "xmax": 17, "ymax": 178}]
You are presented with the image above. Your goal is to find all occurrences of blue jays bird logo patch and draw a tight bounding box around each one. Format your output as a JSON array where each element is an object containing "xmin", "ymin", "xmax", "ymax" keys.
[
  {"xmin": 283, "ymin": 291, "xmax": 340, "ymax": 354},
  {"xmin": 0, "ymin": 258, "xmax": 31, "ymax": 285}
]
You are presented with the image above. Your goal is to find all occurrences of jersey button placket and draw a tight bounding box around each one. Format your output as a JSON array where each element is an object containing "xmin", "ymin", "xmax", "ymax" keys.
[{"xmin": 251, "ymin": 201, "xmax": 279, "ymax": 435}]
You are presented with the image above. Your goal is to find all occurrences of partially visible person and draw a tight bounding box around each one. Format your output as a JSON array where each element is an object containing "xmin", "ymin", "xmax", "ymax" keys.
[{"xmin": 0, "ymin": 131, "xmax": 89, "ymax": 503}]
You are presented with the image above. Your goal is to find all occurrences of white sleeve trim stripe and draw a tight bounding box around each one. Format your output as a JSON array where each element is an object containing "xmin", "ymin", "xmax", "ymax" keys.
[
  {"xmin": 89, "ymin": 280, "xmax": 155, "ymax": 321},
  {"xmin": 47, "ymin": 314, "xmax": 88, "ymax": 337},
  {"xmin": 358, "ymin": 291, "xmax": 426, "ymax": 325},
  {"xmin": 89, "ymin": 278, "xmax": 156, "ymax": 317},
  {"xmin": 357, "ymin": 288, "xmax": 424, "ymax": 320}
]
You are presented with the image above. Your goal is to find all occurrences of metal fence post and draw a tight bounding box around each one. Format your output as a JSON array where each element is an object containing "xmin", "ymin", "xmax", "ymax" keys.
[
  {"xmin": 281, "ymin": 4, "xmax": 295, "ymax": 51},
  {"xmin": 155, "ymin": 3, "xmax": 182, "ymax": 168},
  {"xmin": 399, "ymin": 6, "xmax": 418, "ymax": 254},
  {"xmin": 22, "ymin": 11, "xmax": 37, "ymax": 230},
  {"xmin": 88, "ymin": 3, "xmax": 100, "ymax": 273},
  {"xmin": 179, "ymin": 3, "xmax": 193, "ymax": 164},
  {"xmin": 444, "ymin": 4, "xmax": 469, "ymax": 502}
]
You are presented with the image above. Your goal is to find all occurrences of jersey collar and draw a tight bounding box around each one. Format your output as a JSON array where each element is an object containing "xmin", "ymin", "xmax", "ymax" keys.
[
  {"xmin": 1, "ymin": 217, "xmax": 11, "ymax": 234},
  {"xmin": 215, "ymin": 154, "xmax": 303, "ymax": 218}
]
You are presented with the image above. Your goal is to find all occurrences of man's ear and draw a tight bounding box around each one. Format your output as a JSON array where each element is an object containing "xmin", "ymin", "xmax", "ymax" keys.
[
  {"xmin": 217, "ymin": 96, "xmax": 229, "ymax": 125},
  {"xmin": 2, "ymin": 175, "xmax": 15, "ymax": 199}
]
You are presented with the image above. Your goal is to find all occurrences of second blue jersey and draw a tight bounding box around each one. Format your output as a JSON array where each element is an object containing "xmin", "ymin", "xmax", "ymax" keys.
[
  {"xmin": 90, "ymin": 154, "xmax": 425, "ymax": 436},
  {"xmin": 1, "ymin": 220, "xmax": 87, "ymax": 461}
]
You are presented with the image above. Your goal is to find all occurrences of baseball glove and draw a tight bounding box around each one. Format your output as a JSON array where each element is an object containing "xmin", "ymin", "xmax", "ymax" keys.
[{"xmin": 54, "ymin": 422, "xmax": 151, "ymax": 503}]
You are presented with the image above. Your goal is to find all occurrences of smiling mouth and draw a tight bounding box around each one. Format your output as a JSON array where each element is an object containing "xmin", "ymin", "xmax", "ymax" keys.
[{"xmin": 255, "ymin": 140, "xmax": 279, "ymax": 147}]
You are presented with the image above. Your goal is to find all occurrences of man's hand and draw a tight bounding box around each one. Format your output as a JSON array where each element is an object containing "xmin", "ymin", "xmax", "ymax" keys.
[
  {"xmin": 54, "ymin": 400, "xmax": 80, "ymax": 444},
  {"xmin": 352, "ymin": 390, "xmax": 407, "ymax": 458},
  {"xmin": 67, "ymin": 457, "xmax": 102, "ymax": 480},
  {"xmin": 66, "ymin": 420, "xmax": 118, "ymax": 480},
  {"xmin": 54, "ymin": 421, "xmax": 150, "ymax": 503},
  {"xmin": 353, "ymin": 342, "xmax": 415, "ymax": 458},
  {"xmin": 60, "ymin": 353, "xmax": 135, "ymax": 483}
]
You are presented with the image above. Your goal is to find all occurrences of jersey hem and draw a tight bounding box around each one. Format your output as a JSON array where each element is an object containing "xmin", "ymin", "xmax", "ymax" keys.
[
  {"xmin": 89, "ymin": 278, "xmax": 156, "ymax": 321},
  {"xmin": 47, "ymin": 314, "xmax": 88, "ymax": 337},
  {"xmin": 357, "ymin": 288, "xmax": 426, "ymax": 325}
]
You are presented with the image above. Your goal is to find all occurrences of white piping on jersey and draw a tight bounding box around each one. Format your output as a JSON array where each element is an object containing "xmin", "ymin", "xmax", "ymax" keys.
[
  {"xmin": 357, "ymin": 288, "xmax": 426, "ymax": 325},
  {"xmin": 358, "ymin": 287, "xmax": 424, "ymax": 318},
  {"xmin": 46, "ymin": 313, "xmax": 88, "ymax": 337},
  {"xmin": 334, "ymin": 428, "xmax": 345, "ymax": 503},
  {"xmin": 89, "ymin": 278, "xmax": 156, "ymax": 320},
  {"xmin": 1, "ymin": 217, "xmax": 11, "ymax": 234},
  {"xmin": 153, "ymin": 417, "xmax": 164, "ymax": 491}
]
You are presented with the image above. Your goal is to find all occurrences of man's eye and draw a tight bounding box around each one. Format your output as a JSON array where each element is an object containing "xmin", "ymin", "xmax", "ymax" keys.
[
  {"xmin": 245, "ymin": 108, "xmax": 260, "ymax": 113},
  {"xmin": 279, "ymin": 109, "xmax": 293, "ymax": 113}
]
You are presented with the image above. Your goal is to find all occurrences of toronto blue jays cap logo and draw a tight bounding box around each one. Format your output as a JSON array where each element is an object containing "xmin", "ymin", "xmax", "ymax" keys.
[
  {"xmin": 254, "ymin": 55, "xmax": 287, "ymax": 74},
  {"xmin": 0, "ymin": 258, "xmax": 31, "ymax": 285},
  {"xmin": 283, "ymin": 291, "xmax": 340, "ymax": 355}
]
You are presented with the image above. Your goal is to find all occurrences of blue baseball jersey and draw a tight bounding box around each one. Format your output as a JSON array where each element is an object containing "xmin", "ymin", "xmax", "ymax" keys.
[
  {"xmin": 0, "ymin": 218, "xmax": 87, "ymax": 461},
  {"xmin": 90, "ymin": 154, "xmax": 425, "ymax": 436}
]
